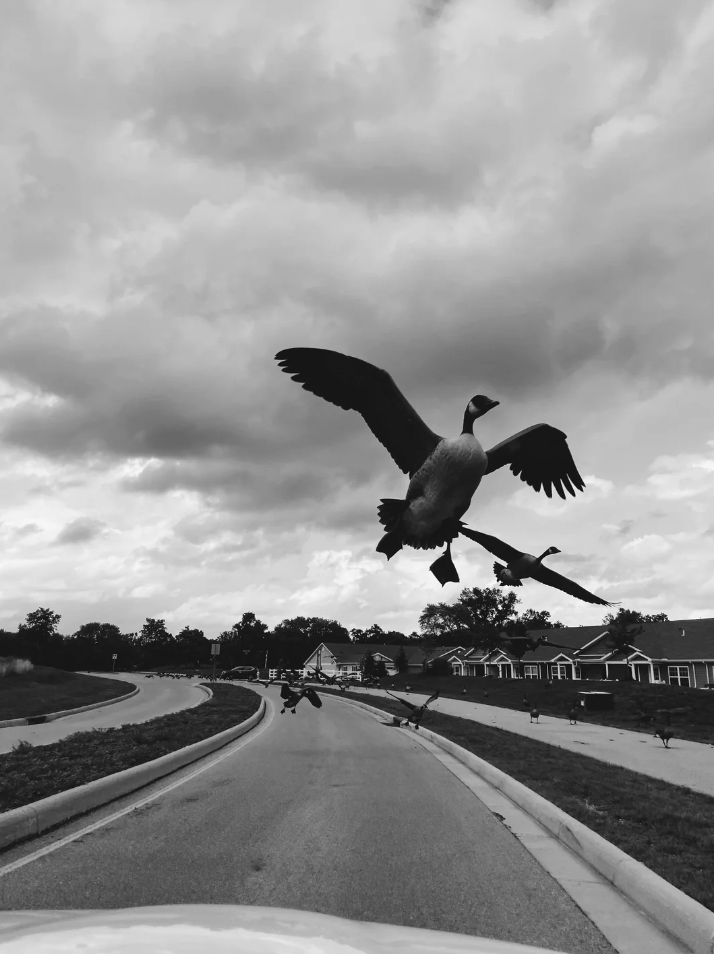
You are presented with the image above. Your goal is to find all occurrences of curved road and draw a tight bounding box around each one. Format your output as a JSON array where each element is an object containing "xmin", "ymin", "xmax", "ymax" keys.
[
  {"xmin": 0, "ymin": 689, "xmax": 613, "ymax": 952},
  {"xmin": 0, "ymin": 674, "xmax": 207, "ymax": 754}
]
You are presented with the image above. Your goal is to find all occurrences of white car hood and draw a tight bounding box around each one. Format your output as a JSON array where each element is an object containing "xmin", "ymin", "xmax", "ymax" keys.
[{"xmin": 0, "ymin": 905, "xmax": 570, "ymax": 953}]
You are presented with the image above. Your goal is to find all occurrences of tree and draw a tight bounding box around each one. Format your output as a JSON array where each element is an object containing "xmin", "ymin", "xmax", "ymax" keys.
[
  {"xmin": 361, "ymin": 652, "xmax": 378, "ymax": 678},
  {"xmin": 602, "ymin": 607, "xmax": 664, "ymax": 657},
  {"xmin": 375, "ymin": 659, "xmax": 389, "ymax": 677},
  {"xmin": 394, "ymin": 645, "xmax": 409, "ymax": 674},
  {"xmin": 515, "ymin": 608, "xmax": 565, "ymax": 630},
  {"xmin": 176, "ymin": 626, "xmax": 210, "ymax": 665},
  {"xmin": 362, "ymin": 624, "xmax": 386, "ymax": 644},
  {"xmin": 17, "ymin": 607, "xmax": 63, "ymax": 665},
  {"xmin": 137, "ymin": 618, "xmax": 175, "ymax": 666},
  {"xmin": 418, "ymin": 601, "xmax": 472, "ymax": 650},
  {"xmin": 18, "ymin": 607, "xmax": 61, "ymax": 645}
]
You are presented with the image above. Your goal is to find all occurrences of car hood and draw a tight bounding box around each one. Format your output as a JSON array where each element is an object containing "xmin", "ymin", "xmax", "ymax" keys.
[{"xmin": 0, "ymin": 905, "xmax": 570, "ymax": 953}]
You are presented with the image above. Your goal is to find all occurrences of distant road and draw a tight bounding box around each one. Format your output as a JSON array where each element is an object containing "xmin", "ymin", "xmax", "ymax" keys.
[
  {"xmin": 0, "ymin": 673, "xmax": 207, "ymax": 754},
  {"xmin": 0, "ymin": 690, "xmax": 613, "ymax": 953}
]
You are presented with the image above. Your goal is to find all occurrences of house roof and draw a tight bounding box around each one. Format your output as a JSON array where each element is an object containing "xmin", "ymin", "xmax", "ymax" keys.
[
  {"xmin": 306, "ymin": 642, "xmax": 429, "ymax": 666},
  {"xmin": 455, "ymin": 618, "xmax": 714, "ymax": 663}
]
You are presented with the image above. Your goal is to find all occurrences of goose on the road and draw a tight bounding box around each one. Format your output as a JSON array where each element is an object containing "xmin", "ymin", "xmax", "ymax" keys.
[
  {"xmin": 276, "ymin": 348, "xmax": 585, "ymax": 586},
  {"xmin": 459, "ymin": 527, "xmax": 619, "ymax": 606},
  {"xmin": 530, "ymin": 708, "xmax": 540, "ymax": 723},
  {"xmin": 279, "ymin": 682, "xmax": 323, "ymax": 715}
]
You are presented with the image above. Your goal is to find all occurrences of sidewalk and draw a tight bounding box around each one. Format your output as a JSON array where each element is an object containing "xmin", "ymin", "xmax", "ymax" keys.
[{"xmin": 351, "ymin": 688, "xmax": 714, "ymax": 798}]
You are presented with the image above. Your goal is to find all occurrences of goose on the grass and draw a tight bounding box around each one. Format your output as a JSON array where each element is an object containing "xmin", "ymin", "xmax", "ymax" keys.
[{"xmin": 276, "ymin": 348, "xmax": 586, "ymax": 585}]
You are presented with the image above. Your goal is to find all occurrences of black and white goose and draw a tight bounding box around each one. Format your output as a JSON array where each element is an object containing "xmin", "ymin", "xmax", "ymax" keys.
[
  {"xmin": 275, "ymin": 348, "xmax": 585, "ymax": 585},
  {"xmin": 459, "ymin": 527, "xmax": 619, "ymax": 606}
]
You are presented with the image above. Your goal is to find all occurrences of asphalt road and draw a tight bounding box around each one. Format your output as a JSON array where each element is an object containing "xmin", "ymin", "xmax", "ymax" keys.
[
  {"xmin": 348, "ymin": 687, "xmax": 714, "ymax": 796},
  {"xmin": 0, "ymin": 689, "xmax": 614, "ymax": 953},
  {"xmin": 0, "ymin": 674, "xmax": 206, "ymax": 754}
]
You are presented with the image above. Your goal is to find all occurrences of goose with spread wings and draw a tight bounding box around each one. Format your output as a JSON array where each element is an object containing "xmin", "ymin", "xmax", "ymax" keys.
[
  {"xmin": 279, "ymin": 681, "xmax": 323, "ymax": 715},
  {"xmin": 385, "ymin": 689, "xmax": 440, "ymax": 729},
  {"xmin": 458, "ymin": 527, "xmax": 619, "ymax": 606},
  {"xmin": 275, "ymin": 348, "xmax": 585, "ymax": 585}
]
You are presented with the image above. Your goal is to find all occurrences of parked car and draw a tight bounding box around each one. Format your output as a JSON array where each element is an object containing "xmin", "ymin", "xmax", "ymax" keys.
[{"xmin": 219, "ymin": 667, "xmax": 258, "ymax": 681}]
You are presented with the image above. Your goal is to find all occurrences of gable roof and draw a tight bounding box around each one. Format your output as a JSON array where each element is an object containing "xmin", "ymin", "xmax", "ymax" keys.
[
  {"xmin": 306, "ymin": 642, "xmax": 429, "ymax": 667},
  {"xmin": 457, "ymin": 618, "xmax": 714, "ymax": 663}
]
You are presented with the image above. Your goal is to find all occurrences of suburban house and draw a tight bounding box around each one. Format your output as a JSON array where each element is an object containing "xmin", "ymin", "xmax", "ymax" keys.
[
  {"xmin": 449, "ymin": 618, "xmax": 714, "ymax": 687},
  {"xmin": 301, "ymin": 642, "xmax": 463, "ymax": 678}
]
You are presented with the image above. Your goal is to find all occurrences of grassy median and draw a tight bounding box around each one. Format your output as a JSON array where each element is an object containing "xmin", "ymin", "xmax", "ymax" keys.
[
  {"xmin": 0, "ymin": 684, "xmax": 261, "ymax": 816},
  {"xmin": 0, "ymin": 667, "xmax": 134, "ymax": 721},
  {"xmin": 321, "ymin": 687, "xmax": 714, "ymax": 913}
]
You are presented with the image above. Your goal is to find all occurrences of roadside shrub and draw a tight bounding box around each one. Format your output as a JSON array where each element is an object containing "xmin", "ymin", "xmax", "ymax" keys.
[{"xmin": 0, "ymin": 657, "xmax": 34, "ymax": 677}]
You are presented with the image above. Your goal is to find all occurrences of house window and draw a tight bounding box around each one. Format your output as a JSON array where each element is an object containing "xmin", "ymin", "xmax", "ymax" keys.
[
  {"xmin": 553, "ymin": 664, "xmax": 569, "ymax": 680},
  {"xmin": 652, "ymin": 665, "xmax": 661, "ymax": 681},
  {"xmin": 668, "ymin": 666, "xmax": 690, "ymax": 687},
  {"xmin": 574, "ymin": 666, "xmax": 581, "ymax": 680},
  {"xmin": 523, "ymin": 665, "xmax": 538, "ymax": 680}
]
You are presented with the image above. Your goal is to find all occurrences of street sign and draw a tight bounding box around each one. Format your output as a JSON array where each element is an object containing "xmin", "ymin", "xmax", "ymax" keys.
[
  {"xmin": 112, "ymin": 654, "xmax": 118, "ymax": 659},
  {"xmin": 211, "ymin": 643, "xmax": 220, "ymax": 655}
]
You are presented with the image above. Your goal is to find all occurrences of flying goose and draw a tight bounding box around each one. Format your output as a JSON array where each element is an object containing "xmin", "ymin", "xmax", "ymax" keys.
[
  {"xmin": 275, "ymin": 348, "xmax": 585, "ymax": 585},
  {"xmin": 279, "ymin": 682, "xmax": 323, "ymax": 715},
  {"xmin": 458, "ymin": 527, "xmax": 619, "ymax": 606},
  {"xmin": 386, "ymin": 689, "xmax": 440, "ymax": 729},
  {"xmin": 311, "ymin": 665, "xmax": 347, "ymax": 692}
]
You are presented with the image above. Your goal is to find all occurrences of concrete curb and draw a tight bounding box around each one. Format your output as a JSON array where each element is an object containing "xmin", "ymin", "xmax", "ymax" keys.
[
  {"xmin": 0, "ymin": 697, "xmax": 266, "ymax": 853},
  {"xmin": 0, "ymin": 684, "xmax": 140, "ymax": 729},
  {"xmin": 330, "ymin": 693, "xmax": 714, "ymax": 954}
]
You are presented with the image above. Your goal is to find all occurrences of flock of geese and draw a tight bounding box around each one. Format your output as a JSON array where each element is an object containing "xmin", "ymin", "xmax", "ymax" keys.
[{"xmin": 275, "ymin": 347, "xmax": 619, "ymax": 605}]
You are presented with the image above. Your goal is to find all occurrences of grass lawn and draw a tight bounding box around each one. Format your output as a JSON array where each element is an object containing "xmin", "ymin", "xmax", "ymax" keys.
[
  {"xmin": 361, "ymin": 673, "xmax": 714, "ymax": 745},
  {"xmin": 0, "ymin": 667, "xmax": 135, "ymax": 721},
  {"xmin": 321, "ymin": 686, "xmax": 714, "ymax": 914},
  {"xmin": 0, "ymin": 684, "xmax": 261, "ymax": 816}
]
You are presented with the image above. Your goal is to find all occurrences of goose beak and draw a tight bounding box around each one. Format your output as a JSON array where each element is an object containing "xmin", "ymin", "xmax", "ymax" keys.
[{"xmin": 488, "ymin": 400, "xmax": 500, "ymax": 409}]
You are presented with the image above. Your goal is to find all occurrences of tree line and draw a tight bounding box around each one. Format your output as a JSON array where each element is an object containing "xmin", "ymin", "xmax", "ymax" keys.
[{"xmin": 0, "ymin": 589, "xmax": 668, "ymax": 673}]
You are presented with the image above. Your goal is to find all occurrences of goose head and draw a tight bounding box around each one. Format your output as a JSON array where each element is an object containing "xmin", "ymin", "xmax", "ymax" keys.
[
  {"xmin": 545, "ymin": 547, "xmax": 561, "ymax": 557},
  {"xmin": 463, "ymin": 395, "xmax": 499, "ymax": 433},
  {"xmin": 467, "ymin": 395, "xmax": 500, "ymax": 420}
]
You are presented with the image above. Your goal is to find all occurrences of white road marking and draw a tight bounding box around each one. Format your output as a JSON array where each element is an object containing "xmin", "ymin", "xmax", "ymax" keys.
[{"xmin": 0, "ymin": 699, "xmax": 275, "ymax": 878}]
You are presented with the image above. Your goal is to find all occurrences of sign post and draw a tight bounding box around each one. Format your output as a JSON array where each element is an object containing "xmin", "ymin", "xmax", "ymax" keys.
[
  {"xmin": 211, "ymin": 642, "xmax": 220, "ymax": 680},
  {"xmin": 112, "ymin": 653, "xmax": 118, "ymax": 672}
]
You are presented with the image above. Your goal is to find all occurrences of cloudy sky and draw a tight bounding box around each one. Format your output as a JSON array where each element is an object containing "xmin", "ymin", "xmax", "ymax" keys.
[{"xmin": 1, "ymin": 0, "xmax": 713, "ymax": 641}]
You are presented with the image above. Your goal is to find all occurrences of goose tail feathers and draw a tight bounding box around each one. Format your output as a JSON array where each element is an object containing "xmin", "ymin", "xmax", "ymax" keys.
[{"xmin": 377, "ymin": 498, "xmax": 409, "ymax": 531}]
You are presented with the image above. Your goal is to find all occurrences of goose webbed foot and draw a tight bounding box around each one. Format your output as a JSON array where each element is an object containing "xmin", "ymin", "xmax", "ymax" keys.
[{"xmin": 430, "ymin": 544, "xmax": 460, "ymax": 586}]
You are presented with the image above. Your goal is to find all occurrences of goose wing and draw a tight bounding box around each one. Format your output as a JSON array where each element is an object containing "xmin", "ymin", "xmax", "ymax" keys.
[
  {"xmin": 275, "ymin": 348, "xmax": 443, "ymax": 476},
  {"xmin": 483, "ymin": 424, "xmax": 585, "ymax": 499},
  {"xmin": 529, "ymin": 563, "xmax": 620, "ymax": 606},
  {"xmin": 458, "ymin": 527, "xmax": 526, "ymax": 563},
  {"xmin": 424, "ymin": 689, "xmax": 440, "ymax": 707},
  {"xmin": 303, "ymin": 687, "xmax": 323, "ymax": 708},
  {"xmin": 386, "ymin": 691, "xmax": 418, "ymax": 712}
]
